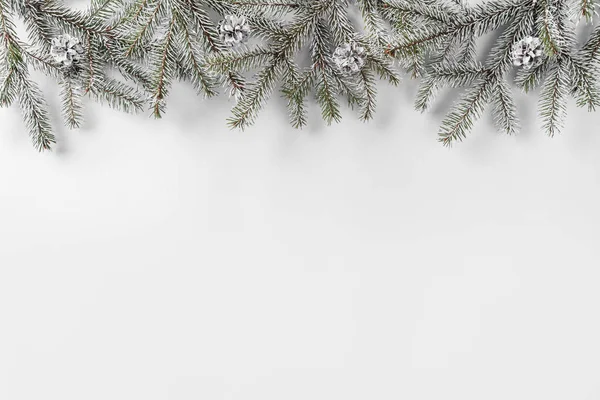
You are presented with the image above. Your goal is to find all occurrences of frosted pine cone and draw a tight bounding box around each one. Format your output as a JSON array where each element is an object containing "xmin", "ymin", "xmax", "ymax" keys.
[
  {"xmin": 50, "ymin": 34, "xmax": 84, "ymax": 68},
  {"xmin": 332, "ymin": 41, "xmax": 366, "ymax": 76},
  {"xmin": 218, "ymin": 15, "xmax": 250, "ymax": 47},
  {"xmin": 512, "ymin": 36, "xmax": 543, "ymax": 70}
]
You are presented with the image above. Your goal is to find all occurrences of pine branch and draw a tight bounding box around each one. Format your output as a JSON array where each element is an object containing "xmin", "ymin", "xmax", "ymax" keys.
[
  {"xmin": 539, "ymin": 60, "xmax": 570, "ymax": 136},
  {"xmin": 1, "ymin": 0, "xmax": 55, "ymax": 150},
  {"xmin": 386, "ymin": 0, "xmax": 527, "ymax": 57},
  {"xmin": 281, "ymin": 58, "xmax": 311, "ymax": 128},
  {"xmin": 438, "ymin": 77, "xmax": 495, "ymax": 146},
  {"xmin": 414, "ymin": 76, "xmax": 437, "ymax": 112},
  {"xmin": 578, "ymin": 0, "xmax": 597, "ymax": 23},
  {"xmin": 59, "ymin": 77, "xmax": 84, "ymax": 129},
  {"xmin": 566, "ymin": 53, "xmax": 600, "ymax": 111},
  {"xmin": 491, "ymin": 79, "xmax": 518, "ymax": 135},
  {"xmin": 228, "ymin": 59, "xmax": 282, "ymax": 128},
  {"xmin": 90, "ymin": 77, "xmax": 146, "ymax": 113},
  {"xmin": 515, "ymin": 59, "xmax": 549, "ymax": 92},
  {"xmin": 18, "ymin": 75, "xmax": 55, "ymax": 151},
  {"xmin": 175, "ymin": 11, "xmax": 217, "ymax": 97},
  {"xmin": 358, "ymin": 66, "xmax": 377, "ymax": 120},
  {"xmin": 0, "ymin": 67, "xmax": 16, "ymax": 106},
  {"xmin": 537, "ymin": 0, "xmax": 562, "ymax": 57},
  {"xmin": 149, "ymin": 12, "xmax": 177, "ymax": 117}
]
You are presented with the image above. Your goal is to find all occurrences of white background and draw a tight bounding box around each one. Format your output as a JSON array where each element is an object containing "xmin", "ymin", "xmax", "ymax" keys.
[{"xmin": 2, "ymin": 69, "xmax": 600, "ymax": 399}]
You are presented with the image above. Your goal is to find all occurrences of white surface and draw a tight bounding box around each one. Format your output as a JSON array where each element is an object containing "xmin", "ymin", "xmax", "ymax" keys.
[{"xmin": 1, "ymin": 81, "xmax": 600, "ymax": 400}]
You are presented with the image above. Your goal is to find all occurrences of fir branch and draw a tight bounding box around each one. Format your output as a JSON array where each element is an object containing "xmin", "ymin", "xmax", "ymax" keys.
[
  {"xmin": 149, "ymin": 13, "xmax": 177, "ymax": 117},
  {"xmin": 1, "ymin": 0, "xmax": 54, "ymax": 150},
  {"xmin": 537, "ymin": 0, "xmax": 562, "ymax": 57},
  {"xmin": 515, "ymin": 59, "xmax": 549, "ymax": 92},
  {"xmin": 566, "ymin": 53, "xmax": 600, "ymax": 110},
  {"xmin": 228, "ymin": 59, "xmax": 283, "ymax": 128},
  {"xmin": 491, "ymin": 79, "xmax": 518, "ymax": 135},
  {"xmin": 578, "ymin": 0, "xmax": 598, "ymax": 22},
  {"xmin": 582, "ymin": 23, "xmax": 600, "ymax": 64},
  {"xmin": 90, "ymin": 77, "xmax": 146, "ymax": 113},
  {"xmin": 40, "ymin": 0, "xmax": 107, "ymax": 34},
  {"xmin": 18, "ymin": 75, "xmax": 55, "ymax": 151},
  {"xmin": 281, "ymin": 58, "xmax": 311, "ymax": 128},
  {"xmin": 59, "ymin": 77, "xmax": 84, "ymax": 129},
  {"xmin": 175, "ymin": 11, "xmax": 217, "ymax": 97},
  {"xmin": 314, "ymin": 68, "xmax": 342, "ymax": 125},
  {"xmin": 538, "ymin": 59, "xmax": 570, "ymax": 137},
  {"xmin": 428, "ymin": 62, "xmax": 489, "ymax": 87},
  {"xmin": 311, "ymin": 20, "xmax": 342, "ymax": 124},
  {"xmin": 438, "ymin": 77, "xmax": 495, "ymax": 146},
  {"xmin": 0, "ymin": 67, "xmax": 16, "ymax": 106},
  {"xmin": 176, "ymin": 0, "xmax": 223, "ymax": 53},
  {"xmin": 122, "ymin": 0, "xmax": 166, "ymax": 58},
  {"xmin": 414, "ymin": 76, "xmax": 437, "ymax": 112},
  {"xmin": 205, "ymin": 46, "xmax": 272, "ymax": 73},
  {"xmin": 386, "ymin": 0, "xmax": 527, "ymax": 57},
  {"xmin": 358, "ymin": 66, "xmax": 377, "ymax": 120},
  {"xmin": 22, "ymin": 47, "xmax": 61, "ymax": 78}
]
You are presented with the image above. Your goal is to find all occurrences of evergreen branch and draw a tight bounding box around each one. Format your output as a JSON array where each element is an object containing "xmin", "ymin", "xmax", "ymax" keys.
[
  {"xmin": 578, "ymin": 0, "xmax": 597, "ymax": 22},
  {"xmin": 0, "ymin": 66, "xmax": 15, "ymax": 106},
  {"xmin": 428, "ymin": 62, "xmax": 489, "ymax": 87},
  {"xmin": 59, "ymin": 77, "xmax": 84, "ymax": 129},
  {"xmin": 105, "ymin": 41, "xmax": 154, "ymax": 88},
  {"xmin": 205, "ymin": 46, "xmax": 272, "ymax": 73},
  {"xmin": 366, "ymin": 43, "xmax": 402, "ymax": 86},
  {"xmin": 515, "ymin": 59, "xmax": 549, "ymax": 92},
  {"xmin": 491, "ymin": 79, "xmax": 518, "ymax": 135},
  {"xmin": 387, "ymin": 0, "xmax": 526, "ymax": 57},
  {"xmin": 176, "ymin": 0, "xmax": 223, "ymax": 53},
  {"xmin": 358, "ymin": 66, "xmax": 377, "ymax": 120},
  {"xmin": 414, "ymin": 76, "xmax": 437, "ymax": 112},
  {"xmin": 311, "ymin": 20, "xmax": 341, "ymax": 124},
  {"xmin": 438, "ymin": 77, "xmax": 495, "ymax": 146},
  {"xmin": 357, "ymin": 0, "xmax": 388, "ymax": 45},
  {"xmin": 40, "ymin": 0, "xmax": 107, "ymax": 34},
  {"xmin": 123, "ymin": 0, "xmax": 165, "ymax": 58},
  {"xmin": 84, "ymin": 33, "xmax": 98, "ymax": 93},
  {"xmin": 381, "ymin": 0, "xmax": 456, "ymax": 25},
  {"xmin": 233, "ymin": 1, "xmax": 300, "ymax": 6},
  {"xmin": 149, "ymin": 13, "xmax": 177, "ymax": 118},
  {"xmin": 281, "ymin": 59, "xmax": 311, "ymax": 128},
  {"xmin": 537, "ymin": 0, "xmax": 562, "ymax": 57},
  {"xmin": 566, "ymin": 53, "xmax": 600, "ymax": 111},
  {"xmin": 91, "ymin": 77, "xmax": 146, "ymax": 113},
  {"xmin": 538, "ymin": 60, "xmax": 570, "ymax": 136},
  {"xmin": 18, "ymin": 74, "xmax": 55, "ymax": 151},
  {"xmin": 582, "ymin": 24, "xmax": 600, "ymax": 64},
  {"xmin": 175, "ymin": 11, "xmax": 217, "ymax": 97},
  {"xmin": 314, "ymin": 67, "xmax": 342, "ymax": 124},
  {"xmin": 23, "ymin": 47, "xmax": 61, "ymax": 77},
  {"xmin": 228, "ymin": 59, "xmax": 282, "ymax": 128}
]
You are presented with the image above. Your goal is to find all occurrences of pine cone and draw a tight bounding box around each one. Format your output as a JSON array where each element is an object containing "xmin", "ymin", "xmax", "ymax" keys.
[
  {"xmin": 332, "ymin": 41, "xmax": 366, "ymax": 76},
  {"xmin": 218, "ymin": 15, "xmax": 251, "ymax": 47},
  {"xmin": 50, "ymin": 34, "xmax": 84, "ymax": 68},
  {"xmin": 512, "ymin": 36, "xmax": 543, "ymax": 70}
]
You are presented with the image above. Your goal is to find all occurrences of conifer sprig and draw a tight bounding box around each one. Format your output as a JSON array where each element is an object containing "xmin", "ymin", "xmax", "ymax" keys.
[
  {"xmin": 205, "ymin": 0, "xmax": 401, "ymax": 129},
  {"xmin": 384, "ymin": 0, "xmax": 600, "ymax": 144},
  {"xmin": 0, "ymin": 0, "xmax": 144, "ymax": 151},
  {"xmin": 1, "ymin": 0, "xmax": 599, "ymax": 150}
]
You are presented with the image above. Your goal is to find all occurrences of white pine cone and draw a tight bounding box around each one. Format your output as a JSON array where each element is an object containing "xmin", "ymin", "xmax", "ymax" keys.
[
  {"xmin": 218, "ymin": 15, "xmax": 250, "ymax": 47},
  {"xmin": 50, "ymin": 34, "xmax": 85, "ymax": 68},
  {"xmin": 512, "ymin": 36, "xmax": 543, "ymax": 70},
  {"xmin": 332, "ymin": 41, "xmax": 366, "ymax": 76}
]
